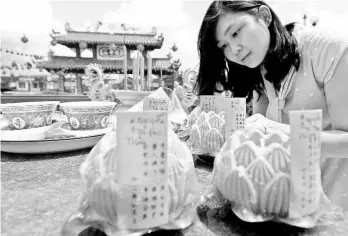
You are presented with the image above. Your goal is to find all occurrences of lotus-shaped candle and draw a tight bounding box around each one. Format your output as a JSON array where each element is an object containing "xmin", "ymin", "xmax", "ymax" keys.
[
  {"xmin": 187, "ymin": 107, "xmax": 226, "ymax": 156},
  {"xmin": 213, "ymin": 129, "xmax": 292, "ymax": 217},
  {"xmin": 79, "ymin": 129, "xmax": 200, "ymax": 230}
]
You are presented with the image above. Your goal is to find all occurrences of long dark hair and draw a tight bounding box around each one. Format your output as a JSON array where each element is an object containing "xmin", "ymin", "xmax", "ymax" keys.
[{"xmin": 195, "ymin": 0, "xmax": 300, "ymax": 102}]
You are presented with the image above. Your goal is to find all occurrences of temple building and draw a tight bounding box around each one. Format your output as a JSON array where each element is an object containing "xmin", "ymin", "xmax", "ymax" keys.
[
  {"xmin": 0, "ymin": 47, "xmax": 50, "ymax": 93},
  {"xmin": 38, "ymin": 22, "xmax": 181, "ymax": 94}
]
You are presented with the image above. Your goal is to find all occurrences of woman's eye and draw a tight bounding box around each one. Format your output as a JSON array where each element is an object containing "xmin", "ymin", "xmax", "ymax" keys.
[
  {"xmin": 220, "ymin": 44, "xmax": 227, "ymax": 51},
  {"xmin": 232, "ymin": 28, "xmax": 241, "ymax": 38}
]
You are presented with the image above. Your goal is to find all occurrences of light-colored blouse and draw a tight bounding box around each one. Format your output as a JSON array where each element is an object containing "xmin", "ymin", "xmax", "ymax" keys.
[{"xmin": 262, "ymin": 25, "xmax": 348, "ymax": 210}]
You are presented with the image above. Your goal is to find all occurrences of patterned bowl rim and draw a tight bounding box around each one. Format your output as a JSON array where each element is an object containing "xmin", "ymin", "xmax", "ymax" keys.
[
  {"xmin": 59, "ymin": 101, "xmax": 117, "ymax": 108},
  {"xmin": 0, "ymin": 101, "xmax": 60, "ymax": 107}
]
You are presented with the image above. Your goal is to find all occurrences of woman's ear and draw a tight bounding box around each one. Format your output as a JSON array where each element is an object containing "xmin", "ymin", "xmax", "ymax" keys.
[{"xmin": 258, "ymin": 5, "xmax": 272, "ymax": 27}]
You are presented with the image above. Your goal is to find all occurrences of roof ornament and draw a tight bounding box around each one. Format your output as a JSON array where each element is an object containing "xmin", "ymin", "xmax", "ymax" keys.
[
  {"xmin": 49, "ymin": 31, "xmax": 57, "ymax": 40},
  {"xmin": 151, "ymin": 27, "xmax": 157, "ymax": 35},
  {"xmin": 51, "ymin": 29, "xmax": 60, "ymax": 35},
  {"xmin": 158, "ymin": 33, "xmax": 164, "ymax": 42},
  {"xmin": 95, "ymin": 21, "xmax": 103, "ymax": 32},
  {"xmin": 121, "ymin": 23, "xmax": 140, "ymax": 32},
  {"xmin": 65, "ymin": 22, "xmax": 73, "ymax": 32}
]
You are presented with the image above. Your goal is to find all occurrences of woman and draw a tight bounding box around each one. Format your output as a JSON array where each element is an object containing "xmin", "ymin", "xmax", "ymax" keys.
[{"xmin": 195, "ymin": 0, "xmax": 348, "ymax": 209}]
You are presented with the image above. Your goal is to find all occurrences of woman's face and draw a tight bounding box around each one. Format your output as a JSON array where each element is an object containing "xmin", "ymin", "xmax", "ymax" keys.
[{"xmin": 215, "ymin": 11, "xmax": 270, "ymax": 68}]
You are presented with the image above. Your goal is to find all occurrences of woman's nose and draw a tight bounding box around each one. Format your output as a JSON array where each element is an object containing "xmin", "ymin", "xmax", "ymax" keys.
[{"xmin": 232, "ymin": 44, "xmax": 242, "ymax": 56}]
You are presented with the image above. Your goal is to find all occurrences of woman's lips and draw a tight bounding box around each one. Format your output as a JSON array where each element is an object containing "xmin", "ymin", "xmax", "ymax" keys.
[{"xmin": 241, "ymin": 52, "xmax": 251, "ymax": 62}]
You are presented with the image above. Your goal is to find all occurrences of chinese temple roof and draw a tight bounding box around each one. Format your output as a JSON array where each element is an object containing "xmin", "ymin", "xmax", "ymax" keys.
[
  {"xmin": 51, "ymin": 32, "xmax": 164, "ymax": 50},
  {"xmin": 37, "ymin": 56, "xmax": 175, "ymax": 74},
  {"xmin": 50, "ymin": 23, "xmax": 164, "ymax": 50}
]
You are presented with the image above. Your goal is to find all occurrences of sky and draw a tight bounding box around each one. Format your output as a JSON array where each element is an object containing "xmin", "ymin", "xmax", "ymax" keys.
[{"xmin": 1, "ymin": 0, "xmax": 348, "ymax": 70}]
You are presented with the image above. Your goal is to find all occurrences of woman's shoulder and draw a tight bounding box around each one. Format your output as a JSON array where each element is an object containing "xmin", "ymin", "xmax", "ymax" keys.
[
  {"xmin": 296, "ymin": 25, "xmax": 348, "ymax": 84},
  {"xmin": 296, "ymin": 25, "xmax": 348, "ymax": 51}
]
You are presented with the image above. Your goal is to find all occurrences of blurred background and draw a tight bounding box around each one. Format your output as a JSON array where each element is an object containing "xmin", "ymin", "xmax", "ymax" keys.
[{"xmin": 1, "ymin": 0, "xmax": 347, "ymax": 96}]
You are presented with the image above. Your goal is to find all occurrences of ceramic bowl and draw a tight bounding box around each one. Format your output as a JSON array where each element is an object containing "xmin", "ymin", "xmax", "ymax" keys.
[
  {"xmin": 0, "ymin": 101, "xmax": 60, "ymax": 130},
  {"xmin": 59, "ymin": 101, "xmax": 117, "ymax": 130},
  {"xmin": 58, "ymin": 121, "xmax": 113, "ymax": 137}
]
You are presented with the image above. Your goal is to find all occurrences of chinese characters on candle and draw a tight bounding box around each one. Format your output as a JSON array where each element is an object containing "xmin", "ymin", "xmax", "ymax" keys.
[
  {"xmin": 115, "ymin": 111, "xmax": 169, "ymax": 229},
  {"xmin": 289, "ymin": 110, "xmax": 322, "ymax": 218},
  {"xmin": 143, "ymin": 97, "xmax": 169, "ymax": 111}
]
